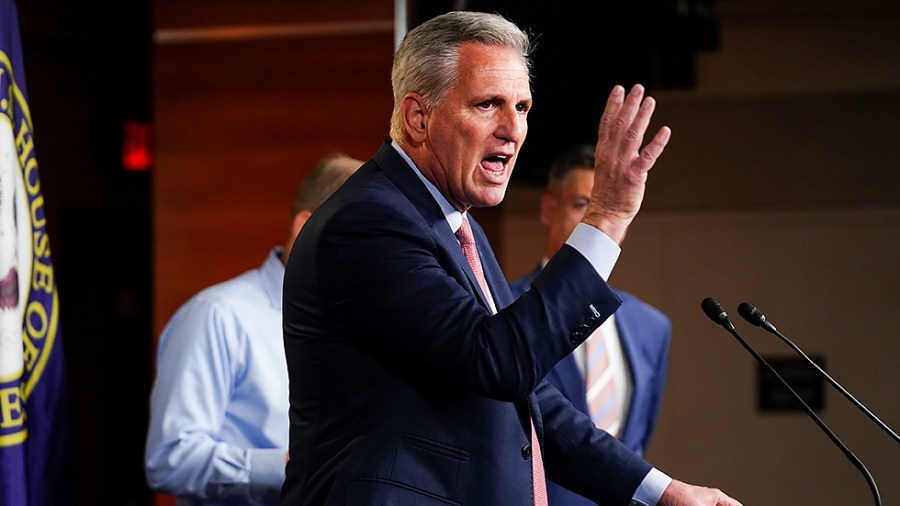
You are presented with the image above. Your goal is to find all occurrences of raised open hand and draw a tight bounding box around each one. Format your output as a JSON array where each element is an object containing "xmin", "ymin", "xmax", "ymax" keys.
[{"xmin": 583, "ymin": 84, "xmax": 671, "ymax": 245}]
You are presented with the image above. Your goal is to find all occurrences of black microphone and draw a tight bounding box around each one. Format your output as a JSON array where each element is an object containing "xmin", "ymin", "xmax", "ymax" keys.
[
  {"xmin": 737, "ymin": 301, "xmax": 900, "ymax": 445},
  {"xmin": 701, "ymin": 297, "xmax": 882, "ymax": 506},
  {"xmin": 701, "ymin": 297, "xmax": 734, "ymax": 331}
]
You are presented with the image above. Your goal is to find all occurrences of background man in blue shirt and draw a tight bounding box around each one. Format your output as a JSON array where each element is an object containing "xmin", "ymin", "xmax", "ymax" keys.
[{"xmin": 144, "ymin": 153, "xmax": 361, "ymax": 505}]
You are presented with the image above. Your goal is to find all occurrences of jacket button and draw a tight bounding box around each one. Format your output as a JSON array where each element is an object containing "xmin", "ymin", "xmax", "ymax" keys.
[{"xmin": 521, "ymin": 444, "xmax": 532, "ymax": 460}]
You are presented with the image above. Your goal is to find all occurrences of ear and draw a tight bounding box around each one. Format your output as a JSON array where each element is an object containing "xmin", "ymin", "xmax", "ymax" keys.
[
  {"xmin": 290, "ymin": 210, "xmax": 313, "ymax": 242},
  {"xmin": 400, "ymin": 93, "xmax": 428, "ymax": 144},
  {"xmin": 539, "ymin": 192, "xmax": 556, "ymax": 227}
]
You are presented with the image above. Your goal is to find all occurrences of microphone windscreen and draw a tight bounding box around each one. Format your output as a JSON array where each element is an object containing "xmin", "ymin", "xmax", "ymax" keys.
[
  {"xmin": 738, "ymin": 302, "xmax": 764, "ymax": 326},
  {"xmin": 701, "ymin": 297, "xmax": 727, "ymax": 322}
]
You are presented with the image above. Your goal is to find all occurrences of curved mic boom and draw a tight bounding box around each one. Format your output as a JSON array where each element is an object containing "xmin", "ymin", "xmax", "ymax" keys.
[
  {"xmin": 737, "ymin": 301, "xmax": 900, "ymax": 445},
  {"xmin": 701, "ymin": 297, "xmax": 882, "ymax": 506}
]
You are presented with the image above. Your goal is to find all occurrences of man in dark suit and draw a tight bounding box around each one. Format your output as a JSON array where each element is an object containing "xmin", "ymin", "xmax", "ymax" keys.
[
  {"xmin": 510, "ymin": 144, "xmax": 672, "ymax": 505},
  {"xmin": 282, "ymin": 10, "xmax": 741, "ymax": 506}
]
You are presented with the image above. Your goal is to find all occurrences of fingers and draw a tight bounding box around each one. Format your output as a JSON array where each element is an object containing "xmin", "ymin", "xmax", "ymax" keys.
[
  {"xmin": 617, "ymin": 84, "xmax": 646, "ymax": 145},
  {"xmin": 598, "ymin": 84, "xmax": 667, "ymax": 170},
  {"xmin": 659, "ymin": 480, "xmax": 743, "ymax": 506},
  {"xmin": 585, "ymin": 83, "xmax": 669, "ymax": 243},
  {"xmin": 598, "ymin": 84, "xmax": 644, "ymax": 146},
  {"xmin": 720, "ymin": 495, "xmax": 744, "ymax": 506},
  {"xmin": 711, "ymin": 487, "xmax": 743, "ymax": 506},
  {"xmin": 634, "ymin": 125, "xmax": 671, "ymax": 173},
  {"xmin": 596, "ymin": 85, "xmax": 625, "ymax": 145},
  {"xmin": 621, "ymin": 94, "xmax": 656, "ymax": 159}
]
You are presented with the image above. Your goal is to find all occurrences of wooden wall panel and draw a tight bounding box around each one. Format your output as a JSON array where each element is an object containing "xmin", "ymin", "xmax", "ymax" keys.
[
  {"xmin": 153, "ymin": 5, "xmax": 394, "ymax": 337},
  {"xmin": 152, "ymin": 5, "xmax": 395, "ymax": 504}
]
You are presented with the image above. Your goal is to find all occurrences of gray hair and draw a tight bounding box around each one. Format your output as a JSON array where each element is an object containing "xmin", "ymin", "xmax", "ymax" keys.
[
  {"xmin": 389, "ymin": 11, "xmax": 534, "ymax": 142},
  {"xmin": 291, "ymin": 153, "xmax": 362, "ymax": 216}
]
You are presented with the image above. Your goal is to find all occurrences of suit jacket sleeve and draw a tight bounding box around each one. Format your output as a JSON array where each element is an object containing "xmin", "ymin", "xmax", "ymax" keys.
[{"xmin": 313, "ymin": 198, "xmax": 621, "ymax": 401}]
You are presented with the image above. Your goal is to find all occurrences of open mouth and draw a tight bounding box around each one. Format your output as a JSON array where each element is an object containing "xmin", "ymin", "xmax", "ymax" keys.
[{"xmin": 480, "ymin": 155, "xmax": 508, "ymax": 182}]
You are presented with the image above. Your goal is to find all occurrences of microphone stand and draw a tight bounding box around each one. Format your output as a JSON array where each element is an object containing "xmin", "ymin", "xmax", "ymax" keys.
[
  {"xmin": 701, "ymin": 298, "xmax": 882, "ymax": 506},
  {"xmin": 738, "ymin": 302, "xmax": 900, "ymax": 445}
]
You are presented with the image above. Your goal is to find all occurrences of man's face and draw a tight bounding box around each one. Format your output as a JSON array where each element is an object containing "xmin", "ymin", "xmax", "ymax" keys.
[
  {"xmin": 541, "ymin": 168, "xmax": 594, "ymax": 257},
  {"xmin": 422, "ymin": 42, "xmax": 531, "ymax": 212}
]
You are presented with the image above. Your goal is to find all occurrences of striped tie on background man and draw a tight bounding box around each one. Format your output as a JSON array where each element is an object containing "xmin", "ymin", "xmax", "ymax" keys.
[{"xmin": 585, "ymin": 321, "xmax": 622, "ymax": 437}]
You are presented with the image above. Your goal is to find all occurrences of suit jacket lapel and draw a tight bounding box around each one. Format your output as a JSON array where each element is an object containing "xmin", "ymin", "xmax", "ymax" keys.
[
  {"xmin": 372, "ymin": 142, "xmax": 498, "ymax": 313},
  {"xmin": 469, "ymin": 215, "xmax": 512, "ymax": 310}
]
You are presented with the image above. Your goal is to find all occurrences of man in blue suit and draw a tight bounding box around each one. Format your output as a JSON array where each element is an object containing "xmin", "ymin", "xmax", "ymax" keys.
[
  {"xmin": 281, "ymin": 11, "xmax": 741, "ymax": 506},
  {"xmin": 510, "ymin": 143, "xmax": 672, "ymax": 505}
]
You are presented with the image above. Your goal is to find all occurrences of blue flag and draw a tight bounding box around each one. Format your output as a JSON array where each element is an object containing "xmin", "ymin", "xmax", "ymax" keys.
[{"xmin": 0, "ymin": 0, "xmax": 73, "ymax": 504}]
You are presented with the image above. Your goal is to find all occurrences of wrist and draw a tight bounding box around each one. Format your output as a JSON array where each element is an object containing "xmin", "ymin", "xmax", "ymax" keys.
[{"xmin": 581, "ymin": 211, "xmax": 629, "ymax": 245}]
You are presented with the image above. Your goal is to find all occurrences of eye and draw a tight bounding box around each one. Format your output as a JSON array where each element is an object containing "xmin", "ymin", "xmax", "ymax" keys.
[
  {"xmin": 516, "ymin": 102, "xmax": 530, "ymax": 113},
  {"xmin": 476, "ymin": 100, "xmax": 496, "ymax": 110}
]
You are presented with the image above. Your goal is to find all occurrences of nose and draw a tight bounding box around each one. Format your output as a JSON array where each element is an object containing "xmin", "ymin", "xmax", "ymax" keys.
[{"xmin": 495, "ymin": 107, "xmax": 527, "ymax": 143}]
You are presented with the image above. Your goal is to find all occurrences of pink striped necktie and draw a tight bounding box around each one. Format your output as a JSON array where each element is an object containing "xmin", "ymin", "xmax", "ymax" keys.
[
  {"xmin": 584, "ymin": 323, "xmax": 622, "ymax": 436},
  {"xmin": 455, "ymin": 216, "xmax": 548, "ymax": 505},
  {"xmin": 454, "ymin": 216, "xmax": 496, "ymax": 313}
]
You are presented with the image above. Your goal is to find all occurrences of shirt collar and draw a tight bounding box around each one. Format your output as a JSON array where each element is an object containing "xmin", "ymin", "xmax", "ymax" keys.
[
  {"xmin": 391, "ymin": 140, "xmax": 465, "ymax": 233},
  {"xmin": 262, "ymin": 246, "xmax": 286, "ymax": 310}
]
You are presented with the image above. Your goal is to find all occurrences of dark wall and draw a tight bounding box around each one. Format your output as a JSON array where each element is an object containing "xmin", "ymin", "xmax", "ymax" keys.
[{"xmin": 454, "ymin": 0, "xmax": 718, "ymax": 183}]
